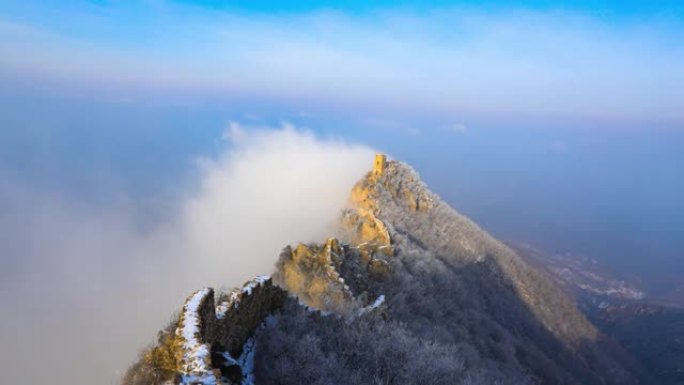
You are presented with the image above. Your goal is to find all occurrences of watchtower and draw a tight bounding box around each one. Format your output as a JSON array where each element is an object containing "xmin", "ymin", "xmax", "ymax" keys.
[{"xmin": 373, "ymin": 153, "xmax": 387, "ymax": 176}]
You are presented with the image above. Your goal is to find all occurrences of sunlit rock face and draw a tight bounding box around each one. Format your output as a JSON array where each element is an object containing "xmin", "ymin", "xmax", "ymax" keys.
[
  {"xmin": 272, "ymin": 235, "xmax": 393, "ymax": 313},
  {"xmin": 271, "ymin": 155, "xmax": 399, "ymax": 314},
  {"xmin": 124, "ymin": 154, "xmax": 646, "ymax": 385},
  {"xmin": 273, "ymin": 239, "xmax": 357, "ymax": 313},
  {"xmin": 340, "ymin": 210, "xmax": 392, "ymax": 253},
  {"xmin": 352, "ymin": 153, "xmax": 434, "ymax": 214}
]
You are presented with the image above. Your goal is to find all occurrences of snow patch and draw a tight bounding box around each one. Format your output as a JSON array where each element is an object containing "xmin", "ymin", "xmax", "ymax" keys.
[
  {"xmin": 219, "ymin": 339, "xmax": 257, "ymax": 385},
  {"xmin": 242, "ymin": 275, "xmax": 270, "ymax": 296},
  {"xmin": 298, "ymin": 299, "xmax": 334, "ymax": 317},
  {"xmin": 180, "ymin": 373, "xmax": 218, "ymax": 385},
  {"xmin": 222, "ymin": 276, "xmax": 270, "ymax": 316},
  {"xmin": 216, "ymin": 302, "xmax": 229, "ymax": 320},
  {"xmin": 370, "ymin": 294, "xmax": 385, "ymax": 309},
  {"xmin": 358, "ymin": 294, "xmax": 385, "ymax": 317},
  {"xmin": 178, "ymin": 288, "xmax": 218, "ymax": 385},
  {"xmin": 239, "ymin": 339, "xmax": 256, "ymax": 385}
]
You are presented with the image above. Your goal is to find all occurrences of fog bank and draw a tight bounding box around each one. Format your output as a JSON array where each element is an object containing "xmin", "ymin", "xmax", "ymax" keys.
[{"xmin": 0, "ymin": 124, "xmax": 375, "ymax": 384}]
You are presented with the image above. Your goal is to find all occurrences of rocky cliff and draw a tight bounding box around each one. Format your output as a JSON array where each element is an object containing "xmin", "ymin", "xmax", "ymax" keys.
[{"xmin": 124, "ymin": 154, "xmax": 647, "ymax": 385}]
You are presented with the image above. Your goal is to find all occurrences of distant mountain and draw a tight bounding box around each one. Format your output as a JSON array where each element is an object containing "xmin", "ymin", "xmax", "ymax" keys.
[
  {"xmin": 512, "ymin": 242, "xmax": 684, "ymax": 385},
  {"xmin": 588, "ymin": 303, "xmax": 684, "ymax": 385},
  {"xmin": 124, "ymin": 155, "xmax": 652, "ymax": 385},
  {"xmin": 510, "ymin": 242, "xmax": 646, "ymax": 306}
]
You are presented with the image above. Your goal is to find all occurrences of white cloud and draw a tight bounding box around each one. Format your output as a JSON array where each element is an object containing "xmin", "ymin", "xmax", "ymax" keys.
[
  {"xmin": 0, "ymin": 124, "xmax": 376, "ymax": 384},
  {"xmin": 183, "ymin": 124, "xmax": 376, "ymax": 288},
  {"xmin": 3, "ymin": 7, "xmax": 683, "ymax": 124},
  {"xmin": 221, "ymin": 121, "xmax": 249, "ymax": 143},
  {"xmin": 449, "ymin": 123, "xmax": 468, "ymax": 134}
]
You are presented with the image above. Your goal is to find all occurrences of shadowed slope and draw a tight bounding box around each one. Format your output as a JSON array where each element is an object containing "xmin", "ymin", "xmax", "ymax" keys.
[{"xmin": 255, "ymin": 156, "xmax": 642, "ymax": 385}]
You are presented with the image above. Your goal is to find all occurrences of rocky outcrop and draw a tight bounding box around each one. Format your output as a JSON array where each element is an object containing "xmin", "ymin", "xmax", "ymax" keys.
[
  {"xmin": 337, "ymin": 154, "xmax": 396, "ymax": 259},
  {"xmin": 270, "ymin": 158, "xmax": 401, "ymax": 315},
  {"xmin": 340, "ymin": 210, "xmax": 392, "ymax": 255},
  {"xmin": 273, "ymin": 238, "xmax": 357, "ymax": 313},
  {"xmin": 352, "ymin": 154, "xmax": 433, "ymax": 214},
  {"xmin": 272, "ymin": 237, "xmax": 391, "ymax": 315}
]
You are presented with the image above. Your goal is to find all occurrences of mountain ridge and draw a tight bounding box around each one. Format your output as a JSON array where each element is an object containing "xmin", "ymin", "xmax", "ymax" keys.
[{"xmin": 124, "ymin": 154, "xmax": 647, "ymax": 385}]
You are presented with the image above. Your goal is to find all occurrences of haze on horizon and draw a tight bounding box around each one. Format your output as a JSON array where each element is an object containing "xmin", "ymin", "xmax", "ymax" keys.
[{"xmin": 1, "ymin": 0, "xmax": 683, "ymax": 384}]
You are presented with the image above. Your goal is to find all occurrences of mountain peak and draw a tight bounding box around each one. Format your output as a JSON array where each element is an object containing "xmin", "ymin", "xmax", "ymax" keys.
[
  {"xmin": 124, "ymin": 155, "xmax": 642, "ymax": 385},
  {"xmin": 351, "ymin": 155, "xmax": 434, "ymax": 216}
]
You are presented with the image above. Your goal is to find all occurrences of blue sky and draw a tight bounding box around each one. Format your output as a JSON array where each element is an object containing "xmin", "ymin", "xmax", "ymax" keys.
[
  {"xmin": 1, "ymin": 0, "xmax": 683, "ymax": 128},
  {"xmin": 0, "ymin": 0, "xmax": 683, "ymax": 301}
]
